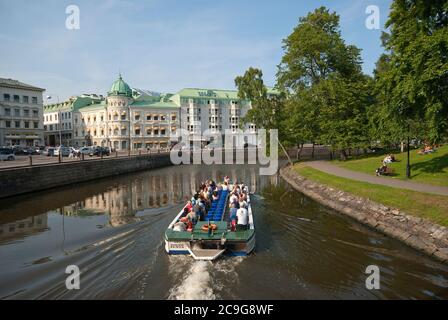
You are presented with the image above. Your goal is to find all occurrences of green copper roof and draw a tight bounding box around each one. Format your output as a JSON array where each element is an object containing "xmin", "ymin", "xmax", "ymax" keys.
[
  {"xmin": 44, "ymin": 96, "xmax": 104, "ymax": 112},
  {"xmin": 173, "ymin": 87, "xmax": 279, "ymax": 101},
  {"xmin": 108, "ymin": 74, "xmax": 133, "ymax": 97}
]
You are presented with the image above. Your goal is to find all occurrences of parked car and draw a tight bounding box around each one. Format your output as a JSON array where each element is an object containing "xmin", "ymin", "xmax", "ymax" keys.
[
  {"xmin": 91, "ymin": 146, "xmax": 110, "ymax": 156},
  {"xmin": 0, "ymin": 148, "xmax": 15, "ymax": 161},
  {"xmin": 43, "ymin": 147, "xmax": 56, "ymax": 157},
  {"xmin": 78, "ymin": 147, "xmax": 92, "ymax": 155},
  {"xmin": 54, "ymin": 147, "xmax": 71, "ymax": 157}
]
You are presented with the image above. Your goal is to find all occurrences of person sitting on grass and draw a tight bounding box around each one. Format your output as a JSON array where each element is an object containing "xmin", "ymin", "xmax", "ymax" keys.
[{"xmin": 376, "ymin": 164, "xmax": 388, "ymax": 176}]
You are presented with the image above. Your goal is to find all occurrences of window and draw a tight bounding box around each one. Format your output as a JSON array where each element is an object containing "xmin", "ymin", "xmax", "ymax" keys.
[
  {"xmin": 154, "ymin": 129, "xmax": 159, "ymax": 135},
  {"xmin": 50, "ymin": 125, "xmax": 53, "ymax": 131},
  {"xmin": 121, "ymin": 129, "xmax": 127, "ymax": 135},
  {"xmin": 13, "ymin": 95, "xmax": 20, "ymax": 102},
  {"xmin": 161, "ymin": 129, "xmax": 166, "ymax": 136},
  {"xmin": 24, "ymin": 109, "xmax": 30, "ymax": 117},
  {"xmin": 44, "ymin": 125, "xmax": 47, "ymax": 131},
  {"xmin": 154, "ymin": 115, "xmax": 159, "ymax": 121},
  {"xmin": 5, "ymin": 108, "xmax": 10, "ymax": 116},
  {"xmin": 4, "ymin": 94, "xmax": 10, "ymax": 101},
  {"xmin": 161, "ymin": 115, "xmax": 166, "ymax": 121},
  {"xmin": 146, "ymin": 129, "xmax": 152, "ymax": 135},
  {"xmin": 135, "ymin": 128, "xmax": 141, "ymax": 135},
  {"xmin": 172, "ymin": 115, "xmax": 176, "ymax": 121},
  {"xmin": 121, "ymin": 114, "xmax": 126, "ymax": 120},
  {"xmin": 5, "ymin": 121, "xmax": 11, "ymax": 128},
  {"xmin": 33, "ymin": 110, "xmax": 38, "ymax": 118},
  {"xmin": 14, "ymin": 109, "xmax": 20, "ymax": 117},
  {"xmin": 146, "ymin": 115, "xmax": 152, "ymax": 121},
  {"xmin": 32, "ymin": 97, "xmax": 37, "ymax": 104},
  {"xmin": 23, "ymin": 96, "xmax": 29, "ymax": 103},
  {"xmin": 135, "ymin": 114, "xmax": 140, "ymax": 121},
  {"xmin": 15, "ymin": 121, "xmax": 20, "ymax": 128},
  {"xmin": 24, "ymin": 121, "xmax": 30, "ymax": 128}
]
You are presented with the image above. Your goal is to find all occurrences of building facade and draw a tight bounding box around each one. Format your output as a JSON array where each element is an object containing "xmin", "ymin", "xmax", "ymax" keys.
[
  {"xmin": 0, "ymin": 78, "xmax": 45, "ymax": 147},
  {"xmin": 44, "ymin": 75, "xmax": 179, "ymax": 150},
  {"xmin": 43, "ymin": 75, "xmax": 272, "ymax": 150}
]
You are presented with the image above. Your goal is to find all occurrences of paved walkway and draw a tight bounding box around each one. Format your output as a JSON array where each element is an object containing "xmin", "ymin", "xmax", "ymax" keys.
[{"xmin": 306, "ymin": 161, "xmax": 448, "ymax": 196}]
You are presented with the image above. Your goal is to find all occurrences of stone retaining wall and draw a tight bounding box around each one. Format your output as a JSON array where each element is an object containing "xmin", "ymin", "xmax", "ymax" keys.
[
  {"xmin": 0, "ymin": 154, "xmax": 173, "ymax": 199},
  {"xmin": 280, "ymin": 165, "xmax": 448, "ymax": 264}
]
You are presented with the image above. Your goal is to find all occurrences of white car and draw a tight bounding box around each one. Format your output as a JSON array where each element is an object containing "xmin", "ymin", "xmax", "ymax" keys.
[
  {"xmin": 0, "ymin": 148, "xmax": 15, "ymax": 161},
  {"xmin": 54, "ymin": 147, "xmax": 71, "ymax": 157}
]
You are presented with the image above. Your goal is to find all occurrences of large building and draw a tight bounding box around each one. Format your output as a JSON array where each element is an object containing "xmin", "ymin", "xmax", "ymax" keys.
[
  {"xmin": 44, "ymin": 75, "xmax": 179, "ymax": 150},
  {"xmin": 0, "ymin": 78, "xmax": 45, "ymax": 147},
  {"xmin": 43, "ymin": 75, "xmax": 269, "ymax": 150}
]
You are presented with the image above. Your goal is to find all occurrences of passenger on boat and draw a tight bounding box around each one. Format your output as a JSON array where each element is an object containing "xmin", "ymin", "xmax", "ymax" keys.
[
  {"xmin": 236, "ymin": 204, "xmax": 249, "ymax": 231},
  {"xmin": 212, "ymin": 191, "xmax": 219, "ymax": 201},
  {"xmin": 222, "ymin": 182, "xmax": 229, "ymax": 191},
  {"xmin": 229, "ymin": 203, "xmax": 238, "ymax": 223},
  {"xmin": 185, "ymin": 201, "xmax": 193, "ymax": 213},
  {"xmin": 187, "ymin": 210, "xmax": 198, "ymax": 225}
]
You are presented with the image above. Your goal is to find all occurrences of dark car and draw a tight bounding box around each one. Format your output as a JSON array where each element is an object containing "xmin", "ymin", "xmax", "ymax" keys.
[{"xmin": 91, "ymin": 147, "xmax": 110, "ymax": 156}]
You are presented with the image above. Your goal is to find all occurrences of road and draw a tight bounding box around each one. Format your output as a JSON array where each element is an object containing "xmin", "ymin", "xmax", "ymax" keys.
[{"xmin": 0, "ymin": 149, "xmax": 169, "ymax": 170}]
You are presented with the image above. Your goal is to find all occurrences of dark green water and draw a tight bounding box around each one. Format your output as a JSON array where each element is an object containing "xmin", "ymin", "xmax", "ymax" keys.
[{"xmin": 0, "ymin": 164, "xmax": 447, "ymax": 299}]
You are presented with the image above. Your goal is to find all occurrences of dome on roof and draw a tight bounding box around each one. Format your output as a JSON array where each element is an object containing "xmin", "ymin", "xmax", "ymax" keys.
[{"xmin": 108, "ymin": 74, "xmax": 133, "ymax": 97}]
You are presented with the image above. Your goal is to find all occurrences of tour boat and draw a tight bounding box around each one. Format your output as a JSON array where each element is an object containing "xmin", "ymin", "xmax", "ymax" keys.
[{"xmin": 164, "ymin": 184, "xmax": 255, "ymax": 261}]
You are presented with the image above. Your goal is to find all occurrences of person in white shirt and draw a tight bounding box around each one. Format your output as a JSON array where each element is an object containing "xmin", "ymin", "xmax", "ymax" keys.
[{"xmin": 236, "ymin": 205, "xmax": 248, "ymax": 230}]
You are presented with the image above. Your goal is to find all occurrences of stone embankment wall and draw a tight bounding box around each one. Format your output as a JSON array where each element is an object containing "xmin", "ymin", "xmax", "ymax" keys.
[
  {"xmin": 280, "ymin": 165, "xmax": 448, "ymax": 264},
  {"xmin": 0, "ymin": 154, "xmax": 172, "ymax": 199}
]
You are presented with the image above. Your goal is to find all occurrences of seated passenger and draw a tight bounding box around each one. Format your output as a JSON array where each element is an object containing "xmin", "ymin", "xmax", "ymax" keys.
[{"xmin": 187, "ymin": 210, "xmax": 198, "ymax": 225}]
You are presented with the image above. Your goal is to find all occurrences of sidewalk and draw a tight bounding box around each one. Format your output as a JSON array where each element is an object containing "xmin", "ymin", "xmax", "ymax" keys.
[{"xmin": 306, "ymin": 161, "xmax": 448, "ymax": 196}]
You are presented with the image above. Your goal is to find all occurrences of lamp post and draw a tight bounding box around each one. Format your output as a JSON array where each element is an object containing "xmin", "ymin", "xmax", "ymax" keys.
[{"xmin": 46, "ymin": 94, "xmax": 62, "ymax": 146}]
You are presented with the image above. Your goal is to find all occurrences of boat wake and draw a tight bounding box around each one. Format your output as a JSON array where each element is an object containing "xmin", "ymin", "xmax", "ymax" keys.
[
  {"xmin": 167, "ymin": 256, "xmax": 246, "ymax": 300},
  {"xmin": 168, "ymin": 260, "xmax": 215, "ymax": 300}
]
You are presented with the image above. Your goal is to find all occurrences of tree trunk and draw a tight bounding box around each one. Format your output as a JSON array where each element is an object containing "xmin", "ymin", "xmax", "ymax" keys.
[
  {"xmin": 311, "ymin": 143, "xmax": 315, "ymax": 160},
  {"xmin": 340, "ymin": 149, "xmax": 348, "ymax": 161},
  {"xmin": 401, "ymin": 141, "xmax": 405, "ymax": 153}
]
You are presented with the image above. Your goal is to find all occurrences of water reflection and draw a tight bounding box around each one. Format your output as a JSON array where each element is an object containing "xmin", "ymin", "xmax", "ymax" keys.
[
  {"xmin": 0, "ymin": 164, "xmax": 447, "ymax": 300},
  {"xmin": 0, "ymin": 215, "xmax": 48, "ymax": 243},
  {"xmin": 0, "ymin": 165, "xmax": 271, "ymax": 239}
]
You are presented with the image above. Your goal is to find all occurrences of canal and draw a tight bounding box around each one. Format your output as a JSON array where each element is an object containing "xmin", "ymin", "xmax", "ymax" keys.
[{"xmin": 0, "ymin": 164, "xmax": 447, "ymax": 299}]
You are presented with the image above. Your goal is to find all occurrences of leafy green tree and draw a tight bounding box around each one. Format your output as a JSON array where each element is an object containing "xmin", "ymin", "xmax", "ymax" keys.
[
  {"xmin": 277, "ymin": 6, "xmax": 370, "ymax": 159},
  {"xmin": 235, "ymin": 67, "xmax": 285, "ymax": 132},
  {"xmin": 374, "ymin": 0, "xmax": 448, "ymax": 177}
]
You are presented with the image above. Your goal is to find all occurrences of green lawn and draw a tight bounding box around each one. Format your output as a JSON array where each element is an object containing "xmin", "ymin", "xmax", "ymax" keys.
[
  {"xmin": 332, "ymin": 145, "xmax": 448, "ymax": 187},
  {"xmin": 294, "ymin": 164, "xmax": 448, "ymax": 227}
]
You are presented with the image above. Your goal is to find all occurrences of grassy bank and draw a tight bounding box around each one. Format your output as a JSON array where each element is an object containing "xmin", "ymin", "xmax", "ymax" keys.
[
  {"xmin": 294, "ymin": 164, "xmax": 448, "ymax": 227},
  {"xmin": 332, "ymin": 145, "xmax": 448, "ymax": 187}
]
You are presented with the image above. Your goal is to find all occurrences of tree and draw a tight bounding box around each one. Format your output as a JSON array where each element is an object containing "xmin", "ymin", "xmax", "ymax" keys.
[
  {"xmin": 277, "ymin": 6, "xmax": 370, "ymax": 159},
  {"xmin": 235, "ymin": 67, "xmax": 284, "ymax": 132},
  {"xmin": 277, "ymin": 6, "xmax": 362, "ymax": 90},
  {"xmin": 375, "ymin": 0, "xmax": 448, "ymax": 177}
]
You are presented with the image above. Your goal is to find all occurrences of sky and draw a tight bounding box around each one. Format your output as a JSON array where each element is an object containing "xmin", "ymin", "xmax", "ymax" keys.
[{"xmin": 0, "ymin": 0, "xmax": 392, "ymax": 101}]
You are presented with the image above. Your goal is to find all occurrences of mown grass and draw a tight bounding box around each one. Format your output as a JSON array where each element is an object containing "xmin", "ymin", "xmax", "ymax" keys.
[
  {"xmin": 331, "ymin": 145, "xmax": 448, "ymax": 187},
  {"xmin": 294, "ymin": 163, "xmax": 448, "ymax": 227}
]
